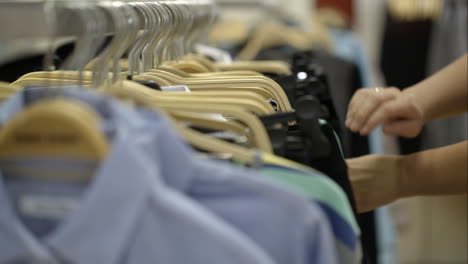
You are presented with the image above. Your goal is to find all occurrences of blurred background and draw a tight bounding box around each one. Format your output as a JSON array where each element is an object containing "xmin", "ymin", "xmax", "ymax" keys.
[{"xmin": 208, "ymin": 0, "xmax": 467, "ymax": 263}]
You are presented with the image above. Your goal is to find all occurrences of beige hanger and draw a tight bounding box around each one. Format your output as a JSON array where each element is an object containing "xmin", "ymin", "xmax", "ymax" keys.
[
  {"xmin": 183, "ymin": 54, "xmax": 219, "ymax": 72},
  {"xmin": 153, "ymin": 103, "xmax": 272, "ymax": 152},
  {"xmin": 11, "ymin": 78, "xmax": 93, "ymax": 88},
  {"xmin": 216, "ymin": 61, "xmax": 292, "ymax": 75},
  {"xmin": 132, "ymin": 74, "xmax": 173, "ymax": 86},
  {"xmin": 169, "ymin": 110, "xmax": 254, "ymax": 146},
  {"xmin": 156, "ymin": 96, "xmax": 272, "ymax": 116},
  {"xmin": 17, "ymin": 71, "xmax": 127, "ymax": 82},
  {"xmin": 168, "ymin": 60, "xmax": 211, "ymax": 73},
  {"xmin": 18, "ymin": 71, "xmax": 94, "ymax": 80},
  {"xmin": 0, "ymin": 81, "xmax": 21, "ymax": 90},
  {"xmin": 176, "ymin": 124, "xmax": 257, "ymax": 165},
  {"xmin": 158, "ymin": 65, "xmax": 262, "ymax": 78},
  {"xmin": 0, "ymin": 98, "xmax": 109, "ymax": 166},
  {"xmin": 188, "ymin": 86, "xmax": 276, "ymax": 101},
  {"xmin": 159, "ymin": 91, "xmax": 275, "ymax": 114},
  {"xmin": 9, "ymin": 74, "xmax": 277, "ymax": 114},
  {"xmin": 105, "ymin": 80, "xmax": 272, "ymax": 152},
  {"xmin": 169, "ymin": 110, "xmax": 249, "ymax": 137},
  {"xmin": 144, "ymin": 70, "xmax": 292, "ymax": 111}
]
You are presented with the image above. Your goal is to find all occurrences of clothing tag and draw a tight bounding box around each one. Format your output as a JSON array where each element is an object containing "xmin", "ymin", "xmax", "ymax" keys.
[
  {"xmin": 19, "ymin": 195, "xmax": 78, "ymax": 220},
  {"xmin": 160, "ymin": 85, "xmax": 191, "ymax": 92},
  {"xmin": 195, "ymin": 44, "xmax": 233, "ymax": 63}
]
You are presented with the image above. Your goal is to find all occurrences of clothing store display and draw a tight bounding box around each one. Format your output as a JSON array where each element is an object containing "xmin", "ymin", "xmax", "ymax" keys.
[
  {"xmin": 1, "ymin": 1, "xmax": 432, "ymax": 263},
  {"xmin": 244, "ymin": 43, "xmax": 376, "ymax": 264},
  {"xmin": 0, "ymin": 89, "xmax": 276, "ymax": 264},
  {"xmin": 1, "ymin": 87, "xmax": 342, "ymax": 264}
]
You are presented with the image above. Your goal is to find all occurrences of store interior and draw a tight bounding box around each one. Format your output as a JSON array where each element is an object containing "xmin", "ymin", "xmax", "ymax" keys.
[{"xmin": 0, "ymin": 0, "xmax": 466, "ymax": 264}]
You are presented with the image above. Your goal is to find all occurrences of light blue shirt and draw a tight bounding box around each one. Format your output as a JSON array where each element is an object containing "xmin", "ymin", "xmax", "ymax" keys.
[
  {"xmin": 135, "ymin": 109, "xmax": 339, "ymax": 264},
  {"xmin": 0, "ymin": 88, "xmax": 276, "ymax": 264},
  {"xmin": 0, "ymin": 87, "xmax": 339, "ymax": 264}
]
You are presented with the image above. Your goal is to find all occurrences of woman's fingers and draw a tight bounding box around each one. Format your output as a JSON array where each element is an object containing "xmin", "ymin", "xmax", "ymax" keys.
[
  {"xmin": 359, "ymin": 96, "xmax": 416, "ymax": 135},
  {"xmin": 346, "ymin": 87, "xmax": 400, "ymax": 133}
]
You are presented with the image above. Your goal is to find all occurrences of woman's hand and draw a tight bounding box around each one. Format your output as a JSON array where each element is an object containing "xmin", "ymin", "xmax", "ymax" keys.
[
  {"xmin": 345, "ymin": 87, "xmax": 425, "ymax": 138},
  {"xmin": 347, "ymin": 154, "xmax": 405, "ymax": 213}
]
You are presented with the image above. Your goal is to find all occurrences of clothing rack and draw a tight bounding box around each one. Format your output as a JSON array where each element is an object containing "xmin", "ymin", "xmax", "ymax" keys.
[{"xmin": 0, "ymin": 1, "xmax": 116, "ymax": 41}]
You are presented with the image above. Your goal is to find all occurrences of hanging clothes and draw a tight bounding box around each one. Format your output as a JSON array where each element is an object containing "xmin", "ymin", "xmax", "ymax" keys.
[
  {"xmin": 422, "ymin": 0, "xmax": 468, "ymax": 150},
  {"xmin": 380, "ymin": 9, "xmax": 434, "ymax": 155},
  {"xmin": 0, "ymin": 87, "xmax": 341, "ymax": 264},
  {"xmin": 0, "ymin": 88, "xmax": 276, "ymax": 264}
]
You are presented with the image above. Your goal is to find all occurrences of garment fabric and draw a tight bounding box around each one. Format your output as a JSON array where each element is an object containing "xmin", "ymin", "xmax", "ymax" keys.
[
  {"xmin": 0, "ymin": 88, "xmax": 276, "ymax": 264},
  {"xmin": 253, "ymin": 46, "xmax": 376, "ymax": 264},
  {"xmin": 0, "ymin": 87, "xmax": 339, "ymax": 264},
  {"xmin": 260, "ymin": 152, "xmax": 359, "ymax": 233},
  {"xmin": 259, "ymin": 164, "xmax": 362, "ymax": 264},
  {"xmin": 329, "ymin": 27, "xmax": 398, "ymax": 264},
  {"xmin": 380, "ymin": 10, "xmax": 434, "ymax": 155},
  {"xmin": 422, "ymin": 0, "xmax": 468, "ymax": 150},
  {"xmin": 136, "ymin": 109, "xmax": 339, "ymax": 264}
]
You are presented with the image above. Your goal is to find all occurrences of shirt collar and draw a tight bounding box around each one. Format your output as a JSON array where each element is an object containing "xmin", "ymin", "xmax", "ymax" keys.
[
  {"xmin": 0, "ymin": 87, "xmax": 195, "ymax": 193},
  {"xmin": 0, "ymin": 124, "xmax": 163, "ymax": 264},
  {"xmin": 129, "ymin": 109, "xmax": 197, "ymax": 192},
  {"xmin": 0, "ymin": 88, "xmax": 166, "ymax": 264}
]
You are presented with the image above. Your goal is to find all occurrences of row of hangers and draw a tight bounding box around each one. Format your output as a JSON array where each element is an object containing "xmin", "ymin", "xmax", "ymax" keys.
[{"xmin": 0, "ymin": 0, "xmax": 330, "ymax": 173}]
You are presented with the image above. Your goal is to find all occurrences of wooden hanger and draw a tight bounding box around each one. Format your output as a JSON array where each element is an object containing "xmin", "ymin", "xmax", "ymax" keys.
[
  {"xmin": 132, "ymin": 74, "xmax": 173, "ymax": 86},
  {"xmin": 162, "ymin": 91, "xmax": 275, "ymax": 115},
  {"xmin": 11, "ymin": 78, "xmax": 93, "ymax": 88},
  {"xmin": 149, "ymin": 103, "xmax": 272, "ymax": 152},
  {"xmin": 156, "ymin": 96, "xmax": 273, "ymax": 116},
  {"xmin": 168, "ymin": 60, "xmax": 211, "ymax": 73},
  {"xmin": 186, "ymin": 86, "xmax": 276, "ymax": 101},
  {"xmin": 105, "ymin": 80, "xmax": 273, "ymax": 152},
  {"xmin": 169, "ymin": 110, "xmax": 254, "ymax": 147},
  {"xmin": 169, "ymin": 110, "xmax": 249, "ymax": 137},
  {"xmin": 183, "ymin": 53, "xmax": 218, "ymax": 72},
  {"xmin": 144, "ymin": 70, "xmax": 292, "ymax": 111},
  {"xmin": 9, "ymin": 74, "xmax": 277, "ymax": 115},
  {"xmin": 0, "ymin": 98, "xmax": 109, "ymax": 170},
  {"xmin": 17, "ymin": 71, "xmax": 126, "ymax": 82},
  {"xmin": 215, "ymin": 61, "xmax": 292, "ymax": 75},
  {"xmin": 158, "ymin": 65, "xmax": 262, "ymax": 78},
  {"xmin": 176, "ymin": 124, "xmax": 257, "ymax": 166}
]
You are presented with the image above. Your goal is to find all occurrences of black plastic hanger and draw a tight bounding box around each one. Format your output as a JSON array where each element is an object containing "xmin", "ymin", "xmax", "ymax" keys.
[{"xmin": 259, "ymin": 95, "xmax": 330, "ymax": 158}]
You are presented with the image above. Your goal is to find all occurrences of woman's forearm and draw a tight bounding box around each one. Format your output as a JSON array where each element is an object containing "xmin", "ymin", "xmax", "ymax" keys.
[
  {"xmin": 400, "ymin": 141, "xmax": 468, "ymax": 197},
  {"xmin": 404, "ymin": 54, "xmax": 467, "ymax": 123}
]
